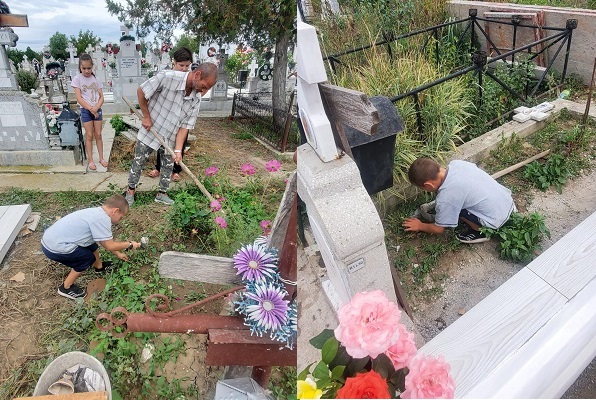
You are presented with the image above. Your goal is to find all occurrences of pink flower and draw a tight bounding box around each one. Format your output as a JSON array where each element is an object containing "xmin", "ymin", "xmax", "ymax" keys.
[
  {"xmin": 385, "ymin": 324, "xmax": 417, "ymax": 370},
  {"xmin": 210, "ymin": 200, "xmax": 221, "ymax": 212},
  {"xmin": 265, "ymin": 159, "xmax": 281, "ymax": 172},
  {"xmin": 214, "ymin": 216, "xmax": 227, "ymax": 229},
  {"xmin": 205, "ymin": 166, "xmax": 219, "ymax": 176},
  {"xmin": 260, "ymin": 219, "xmax": 272, "ymax": 235},
  {"xmin": 241, "ymin": 163, "xmax": 255, "ymax": 176},
  {"xmin": 334, "ymin": 290, "xmax": 401, "ymax": 359},
  {"xmin": 401, "ymin": 354, "xmax": 455, "ymax": 399}
]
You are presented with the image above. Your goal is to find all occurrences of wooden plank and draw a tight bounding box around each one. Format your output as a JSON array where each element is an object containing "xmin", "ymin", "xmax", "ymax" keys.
[
  {"xmin": 206, "ymin": 329, "xmax": 297, "ymax": 366},
  {"xmin": 527, "ymin": 210, "xmax": 596, "ymax": 299},
  {"xmin": 465, "ymin": 277, "xmax": 596, "ymax": 398},
  {"xmin": 158, "ymin": 251, "xmax": 241, "ymax": 285},
  {"xmin": 319, "ymin": 84, "xmax": 380, "ymax": 136},
  {"xmin": 419, "ymin": 268, "xmax": 567, "ymax": 397},
  {"xmin": 0, "ymin": 14, "xmax": 29, "ymax": 27},
  {"xmin": 14, "ymin": 391, "xmax": 108, "ymax": 400},
  {"xmin": 0, "ymin": 204, "xmax": 31, "ymax": 266}
]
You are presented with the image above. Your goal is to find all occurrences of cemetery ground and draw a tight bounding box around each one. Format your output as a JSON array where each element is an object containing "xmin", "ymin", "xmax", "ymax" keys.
[
  {"xmin": 0, "ymin": 117, "xmax": 296, "ymax": 399},
  {"xmin": 382, "ymin": 110, "xmax": 596, "ymax": 397}
]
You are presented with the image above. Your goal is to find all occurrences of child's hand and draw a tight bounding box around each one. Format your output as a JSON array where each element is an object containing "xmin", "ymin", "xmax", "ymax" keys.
[{"xmin": 403, "ymin": 217, "xmax": 423, "ymax": 232}]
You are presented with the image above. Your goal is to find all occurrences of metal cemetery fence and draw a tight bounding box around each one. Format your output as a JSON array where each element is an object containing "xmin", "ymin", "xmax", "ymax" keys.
[{"xmin": 231, "ymin": 91, "xmax": 298, "ymax": 153}]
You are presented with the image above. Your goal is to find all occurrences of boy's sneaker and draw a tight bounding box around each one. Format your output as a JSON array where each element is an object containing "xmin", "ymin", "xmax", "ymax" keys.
[
  {"xmin": 58, "ymin": 284, "xmax": 86, "ymax": 300},
  {"xmin": 93, "ymin": 260, "xmax": 114, "ymax": 273},
  {"xmin": 155, "ymin": 192, "xmax": 174, "ymax": 205},
  {"xmin": 456, "ymin": 229, "xmax": 490, "ymax": 244},
  {"xmin": 124, "ymin": 190, "xmax": 134, "ymax": 207}
]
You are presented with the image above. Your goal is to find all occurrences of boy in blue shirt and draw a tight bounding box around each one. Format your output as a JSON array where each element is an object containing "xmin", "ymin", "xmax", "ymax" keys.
[{"xmin": 403, "ymin": 158, "xmax": 515, "ymax": 243}]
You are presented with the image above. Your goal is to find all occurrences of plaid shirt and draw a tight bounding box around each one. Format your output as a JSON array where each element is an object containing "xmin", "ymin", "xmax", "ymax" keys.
[{"xmin": 137, "ymin": 70, "xmax": 201, "ymax": 150}]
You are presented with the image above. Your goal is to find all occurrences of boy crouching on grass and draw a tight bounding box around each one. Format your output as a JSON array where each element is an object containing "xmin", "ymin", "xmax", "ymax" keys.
[
  {"xmin": 41, "ymin": 194, "xmax": 141, "ymax": 300},
  {"xmin": 402, "ymin": 157, "xmax": 516, "ymax": 243}
]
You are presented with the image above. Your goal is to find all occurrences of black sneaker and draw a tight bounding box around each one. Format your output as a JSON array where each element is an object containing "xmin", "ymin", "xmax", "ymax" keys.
[
  {"xmin": 93, "ymin": 260, "xmax": 114, "ymax": 273},
  {"xmin": 456, "ymin": 229, "xmax": 490, "ymax": 244},
  {"xmin": 58, "ymin": 284, "xmax": 86, "ymax": 300}
]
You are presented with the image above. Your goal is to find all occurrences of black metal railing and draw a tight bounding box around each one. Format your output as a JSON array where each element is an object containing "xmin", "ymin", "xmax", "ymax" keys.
[
  {"xmin": 323, "ymin": 9, "xmax": 577, "ymax": 135},
  {"xmin": 231, "ymin": 91, "xmax": 298, "ymax": 153}
]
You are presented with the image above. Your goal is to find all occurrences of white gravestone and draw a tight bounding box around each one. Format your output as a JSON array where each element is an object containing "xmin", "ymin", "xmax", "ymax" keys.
[
  {"xmin": 0, "ymin": 28, "xmax": 19, "ymax": 89},
  {"xmin": 113, "ymin": 38, "xmax": 143, "ymax": 103},
  {"xmin": 296, "ymin": 16, "xmax": 398, "ymax": 306}
]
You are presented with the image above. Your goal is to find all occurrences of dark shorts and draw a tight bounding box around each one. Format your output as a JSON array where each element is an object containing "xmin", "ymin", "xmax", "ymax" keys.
[
  {"xmin": 459, "ymin": 209, "xmax": 482, "ymax": 226},
  {"xmin": 81, "ymin": 108, "xmax": 103, "ymax": 123},
  {"xmin": 42, "ymin": 243, "xmax": 98, "ymax": 272}
]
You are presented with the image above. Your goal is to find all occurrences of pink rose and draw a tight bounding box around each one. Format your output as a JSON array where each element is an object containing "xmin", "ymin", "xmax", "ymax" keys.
[
  {"xmin": 265, "ymin": 159, "xmax": 281, "ymax": 172},
  {"xmin": 385, "ymin": 323, "xmax": 417, "ymax": 370},
  {"xmin": 334, "ymin": 290, "xmax": 401, "ymax": 359},
  {"xmin": 260, "ymin": 219, "xmax": 272, "ymax": 235},
  {"xmin": 401, "ymin": 354, "xmax": 455, "ymax": 399},
  {"xmin": 241, "ymin": 163, "xmax": 255, "ymax": 176}
]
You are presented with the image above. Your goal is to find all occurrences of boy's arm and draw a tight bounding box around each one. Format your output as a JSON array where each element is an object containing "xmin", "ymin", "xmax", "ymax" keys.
[
  {"xmin": 403, "ymin": 217, "xmax": 445, "ymax": 234},
  {"xmin": 99, "ymin": 239, "xmax": 141, "ymax": 261}
]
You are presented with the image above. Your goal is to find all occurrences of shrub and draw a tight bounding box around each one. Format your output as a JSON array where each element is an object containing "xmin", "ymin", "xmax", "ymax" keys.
[
  {"xmin": 16, "ymin": 70, "xmax": 38, "ymax": 93},
  {"xmin": 109, "ymin": 115, "xmax": 127, "ymax": 136},
  {"xmin": 483, "ymin": 212, "xmax": 550, "ymax": 263},
  {"xmin": 523, "ymin": 154, "xmax": 570, "ymax": 193}
]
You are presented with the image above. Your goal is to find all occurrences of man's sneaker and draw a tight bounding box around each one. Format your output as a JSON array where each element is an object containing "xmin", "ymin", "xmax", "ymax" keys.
[
  {"xmin": 456, "ymin": 229, "xmax": 490, "ymax": 244},
  {"xmin": 155, "ymin": 192, "xmax": 174, "ymax": 205},
  {"xmin": 124, "ymin": 190, "xmax": 134, "ymax": 207},
  {"xmin": 58, "ymin": 284, "xmax": 86, "ymax": 300}
]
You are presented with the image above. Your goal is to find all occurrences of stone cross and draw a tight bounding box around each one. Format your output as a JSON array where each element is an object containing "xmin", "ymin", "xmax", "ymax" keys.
[
  {"xmin": 67, "ymin": 42, "xmax": 76, "ymax": 62},
  {"xmin": 0, "ymin": 13, "xmax": 28, "ymax": 91},
  {"xmin": 248, "ymin": 58, "xmax": 258, "ymax": 78},
  {"xmin": 296, "ymin": 14, "xmax": 399, "ymax": 307},
  {"xmin": 85, "ymin": 44, "xmax": 93, "ymax": 55}
]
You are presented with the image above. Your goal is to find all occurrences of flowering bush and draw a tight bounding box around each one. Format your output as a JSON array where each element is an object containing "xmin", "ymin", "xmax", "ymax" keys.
[{"xmin": 298, "ymin": 291, "xmax": 455, "ymax": 399}]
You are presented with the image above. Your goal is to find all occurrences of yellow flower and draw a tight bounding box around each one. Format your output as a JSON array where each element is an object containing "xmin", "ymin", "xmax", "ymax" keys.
[{"xmin": 297, "ymin": 378, "xmax": 322, "ymax": 399}]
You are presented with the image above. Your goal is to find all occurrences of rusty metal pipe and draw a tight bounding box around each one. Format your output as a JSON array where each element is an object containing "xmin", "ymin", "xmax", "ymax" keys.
[{"xmin": 124, "ymin": 314, "xmax": 246, "ymax": 334}]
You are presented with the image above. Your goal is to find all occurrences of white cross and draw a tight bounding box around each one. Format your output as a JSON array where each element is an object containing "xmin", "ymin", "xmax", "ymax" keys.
[
  {"xmin": 67, "ymin": 42, "xmax": 76, "ymax": 62},
  {"xmin": 85, "ymin": 44, "xmax": 93, "ymax": 54},
  {"xmin": 296, "ymin": 13, "xmax": 339, "ymax": 162},
  {"xmin": 248, "ymin": 58, "xmax": 259, "ymax": 78}
]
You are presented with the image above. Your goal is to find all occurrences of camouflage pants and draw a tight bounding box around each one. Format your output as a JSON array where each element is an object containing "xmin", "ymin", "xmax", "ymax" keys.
[{"xmin": 128, "ymin": 141, "xmax": 174, "ymax": 193}]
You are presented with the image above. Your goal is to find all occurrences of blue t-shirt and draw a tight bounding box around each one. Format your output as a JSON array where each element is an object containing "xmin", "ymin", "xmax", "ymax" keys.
[
  {"xmin": 41, "ymin": 207, "xmax": 112, "ymax": 254},
  {"xmin": 435, "ymin": 160, "xmax": 515, "ymax": 229}
]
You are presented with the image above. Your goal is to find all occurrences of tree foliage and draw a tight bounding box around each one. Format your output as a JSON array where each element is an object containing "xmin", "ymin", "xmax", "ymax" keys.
[
  {"xmin": 70, "ymin": 29, "xmax": 102, "ymax": 56},
  {"xmin": 6, "ymin": 48, "xmax": 24, "ymax": 68},
  {"xmin": 25, "ymin": 47, "xmax": 42, "ymax": 63},
  {"xmin": 105, "ymin": 0, "xmax": 296, "ymax": 127},
  {"xmin": 172, "ymin": 33, "xmax": 201, "ymax": 56},
  {"xmin": 49, "ymin": 32, "xmax": 69, "ymax": 60}
]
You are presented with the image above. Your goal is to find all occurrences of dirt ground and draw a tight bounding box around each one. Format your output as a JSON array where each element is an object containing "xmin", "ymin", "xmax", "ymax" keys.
[
  {"xmin": 406, "ymin": 167, "xmax": 596, "ymax": 398},
  {"xmin": 0, "ymin": 117, "xmax": 293, "ymax": 398}
]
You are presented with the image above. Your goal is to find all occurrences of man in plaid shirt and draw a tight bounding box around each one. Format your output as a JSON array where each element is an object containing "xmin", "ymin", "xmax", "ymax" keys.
[{"xmin": 124, "ymin": 62, "xmax": 218, "ymax": 206}]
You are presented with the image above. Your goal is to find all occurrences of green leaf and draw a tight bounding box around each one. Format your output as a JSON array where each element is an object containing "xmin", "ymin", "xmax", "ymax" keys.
[
  {"xmin": 346, "ymin": 356, "xmax": 370, "ymax": 376},
  {"xmin": 313, "ymin": 361, "xmax": 330, "ymax": 380},
  {"xmin": 322, "ymin": 337, "xmax": 339, "ymax": 364},
  {"xmin": 331, "ymin": 365, "xmax": 346, "ymax": 381},
  {"xmin": 309, "ymin": 329, "xmax": 335, "ymax": 350},
  {"xmin": 298, "ymin": 363, "xmax": 314, "ymax": 380},
  {"xmin": 371, "ymin": 353, "xmax": 395, "ymax": 379}
]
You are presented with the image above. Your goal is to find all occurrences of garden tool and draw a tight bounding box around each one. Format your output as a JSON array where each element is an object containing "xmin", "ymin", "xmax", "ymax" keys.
[
  {"xmin": 140, "ymin": 236, "xmax": 149, "ymax": 249},
  {"xmin": 122, "ymin": 97, "xmax": 217, "ymax": 204}
]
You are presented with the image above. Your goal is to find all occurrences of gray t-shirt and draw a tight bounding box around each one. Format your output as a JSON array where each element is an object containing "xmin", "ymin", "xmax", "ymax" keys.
[
  {"xmin": 435, "ymin": 160, "xmax": 515, "ymax": 229},
  {"xmin": 41, "ymin": 207, "xmax": 112, "ymax": 254}
]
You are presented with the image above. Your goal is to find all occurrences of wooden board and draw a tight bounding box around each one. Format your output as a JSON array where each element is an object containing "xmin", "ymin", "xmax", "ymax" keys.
[
  {"xmin": 0, "ymin": 14, "xmax": 29, "ymax": 27},
  {"xmin": 419, "ymin": 267, "xmax": 567, "ymax": 397},
  {"xmin": 158, "ymin": 251, "xmax": 241, "ymax": 285},
  {"xmin": 14, "ymin": 392, "xmax": 108, "ymax": 400},
  {"xmin": 527, "ymin": 210, "xmax": 596, "ymax": 299},
  {"xmin": 0, "ymin": 204, "xmax": 31, "ymax": 267}
]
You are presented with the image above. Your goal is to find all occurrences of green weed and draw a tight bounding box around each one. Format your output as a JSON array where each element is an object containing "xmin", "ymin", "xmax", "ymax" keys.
[{"xmin": 524, "ymin": 154, "xmax": 570, "ymax": 193}]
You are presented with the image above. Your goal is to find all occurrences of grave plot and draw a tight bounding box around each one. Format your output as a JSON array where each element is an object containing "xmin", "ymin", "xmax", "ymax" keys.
[{"xmin": 0, "ymin": 115, "xmax": 295, "ymax": 398}]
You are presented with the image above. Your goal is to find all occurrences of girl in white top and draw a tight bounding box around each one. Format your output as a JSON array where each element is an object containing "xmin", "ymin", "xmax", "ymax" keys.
[{"xmin": 71, "ymin": 53, "xmax": 106, "ymax": 171}]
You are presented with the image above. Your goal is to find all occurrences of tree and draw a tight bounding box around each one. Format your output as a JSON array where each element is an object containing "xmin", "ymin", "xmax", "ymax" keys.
[
  {"xmin": 106, "ymin": 0, "xmax": 296, "ymax": 130},
  {"xmin": 6, "ymin": 48, "xmax": 24, "ymax": 69},
  {"xmin": 172, "ymin": 33, "xmax": 200, "ymax": 56},
  {"xmin": 49, "ymin": 32, "xmax": 68, "ymax": 60},
  {"xmin": 25, "ymin": 47, "xmax": 42, "ymax": 63},
  {"xmin": 70, "ymin": 29, "xmax": 102, "ymax": 56}
]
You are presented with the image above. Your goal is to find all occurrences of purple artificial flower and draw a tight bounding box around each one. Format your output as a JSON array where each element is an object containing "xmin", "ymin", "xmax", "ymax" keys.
[
  {"xmin": 210, "ymin": 200, "xmax": 221, "ymax": 212},
  {"xmin": 260, "ymin": 219, "xmax": 272, "ymax": 235},
  {"xmin": 246, "ymin": 283, "xmax": 289, "ymax": 331},
  {"xmin": 205, "ymin": 166, "xmax": 219, "ymax": 176},
  {"xmin": 214, "ymin": 216, "xmax": 227, "ymax": 229},
  {"xmin": 241, "ymin": 163, "xmax": 255, "ymax": 176},
  {"xmin": 233, "ymin": 243, "xmax": 277, "ymax": 283},
  {"xmin": 265, "ymin": 159, "xmax": 281, "ymax": 172}
]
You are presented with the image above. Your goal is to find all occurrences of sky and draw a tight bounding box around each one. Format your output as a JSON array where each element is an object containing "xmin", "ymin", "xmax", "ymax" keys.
[{"xmin": 8, "ymin": 0, "xmax": 155, "ymax": 52}]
